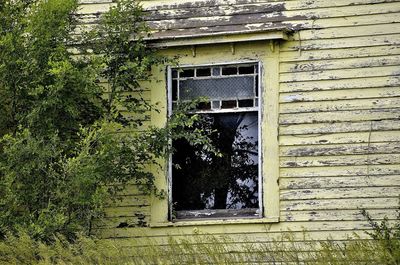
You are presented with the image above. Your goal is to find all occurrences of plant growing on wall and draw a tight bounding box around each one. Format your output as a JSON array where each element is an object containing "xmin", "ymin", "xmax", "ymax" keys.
[{"xmin": 0, "ymin": 0, "xmax": 206, "ymax": 241}]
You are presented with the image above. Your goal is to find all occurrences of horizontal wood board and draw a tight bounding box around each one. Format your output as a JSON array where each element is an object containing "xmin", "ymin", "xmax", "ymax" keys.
[{"xmin": 79, "ymin": 0, "xmax": 400, "ymax": 257}]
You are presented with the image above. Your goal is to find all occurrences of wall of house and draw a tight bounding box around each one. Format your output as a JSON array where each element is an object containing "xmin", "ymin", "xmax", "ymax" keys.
[{"xmin": 78, "ymin": 0, "xmax": 400, "ymax": 257}]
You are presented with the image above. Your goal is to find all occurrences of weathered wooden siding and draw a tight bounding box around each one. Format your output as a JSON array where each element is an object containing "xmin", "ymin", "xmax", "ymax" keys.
[{"xmin": 78, "ymin": 0, "xmax": 400, "ymax": 258}]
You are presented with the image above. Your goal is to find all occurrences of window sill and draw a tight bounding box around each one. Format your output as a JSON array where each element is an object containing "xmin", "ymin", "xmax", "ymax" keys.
[{"xmin": 150, "ymin": 216, "xmax": 279, "ymax": 228}]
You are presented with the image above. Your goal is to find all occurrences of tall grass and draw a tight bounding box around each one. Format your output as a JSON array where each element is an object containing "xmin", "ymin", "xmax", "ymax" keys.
[{"xmin": 1, "ymin": 209, "xmax": 399, "ymax": 265}]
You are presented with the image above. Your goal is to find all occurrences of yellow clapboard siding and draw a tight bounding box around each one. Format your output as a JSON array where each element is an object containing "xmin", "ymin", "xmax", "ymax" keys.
[
  {"xmin": 78, "ymin": 0, "xmax": 400, "ymax": 253},
  {"xmin": 93, "ymin": 216, "xmax": 150, "ymax": 229},
  {"xmin": 281, "ymin": 33, "xmax": 400, "ymax": 52},
  {"xmin": 279, "ymin": 108, "xmax": 400, "ymax": 124},
  {"xmin": 280, "ymin": 175, "xmax": 400, "ymax": 189},
  {"xmin": 285, "ymin": 0, "xmax": 400, "ymax": 11},
  {"xmin": 141, "ymin": 0, "xmax": 397, "ymax": 14},
  {"xmin": 281, "ymin": 208, "xmax": 399, "ymax": 222},
  {"xmin": 280, "ymin": 119, "xmax": 400, "ymax": 135},
  {"xmin": 288, "ymin": 12, "xmax": 400, "ymax": 32},
  {"xmin": 280, "ymin": 76, "xmax": 400, "ymax": 92},
  {"xmin": 281, "ymin": 197, "xmax": 399, "ymax": 211},
  {"xmin": 280, "ymin": 55, "xmax": 400, "ymax": 73},
  {"xmin": 96, "ymin": 220, "xmax": 374, "ymax": 239},
  {"xmin": 280, "ymin": 153, "xmax": 400, "ymax": 168},
  {"xmin": 280, "ymin": 65, "xmax": 399, "ymax": 82},
  {"xmin": 104, "ymin": 206, "xmax": 150, "ymax": 217},
  {"xmin": 280, "ymin": 186, "xmax": 400, "ymax": 200},
  {"xmin": 281, "ymin": 164, "xmax": 400, "ymax": 178},
  {"xmin": 280, "ymin": 87, "xmax": 400, "ymax": 103},
  {"xmin": 110, "ymin": 184, "xmax": 148, "ymax": 196},
  {"xmin": 280, "ymin": 97, "xmax": 400, "ymax": 114},
  {"xmin": 288, "ymin": 2, "xmax": 400, "ymax": 19},
  {"xmin": 280, "ymin": 45, "xmax": 400, "ymax": 62},
  {"xmin": 280, "ymin": 142, "xmax": 400, "ymax": 157},
  {"xmin": 280, "ymin": 130, "xmax": 400, "ymax": 146},
  {"xmin": 291, "ymin": 23, "xmax": 400, "ymax": 41},
  {"xmin": 107, "ymin": 195, "xmax": 150, "ymax": 207}
]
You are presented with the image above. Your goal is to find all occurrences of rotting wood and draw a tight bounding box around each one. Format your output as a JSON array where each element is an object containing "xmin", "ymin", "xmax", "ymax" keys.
[
  {"xmin": 280, "ymin": 65, "xmax": 400, "ymax": 82},
  {"xmin": 281, "ymin": 197, "xmax": 400, "ymax": 211},
  {"xmin": 280, "ymin": 76, "xmax": 400, "ymax": 92},
  {"xmin": 280, "ymin": 119, "xmax": 400, "ymax": 135},
  {"xmin": 280, "ymin": 97, "xmax": 400, "ymax": 114},
  {"xmin": 281, "ymin": 164, "xmax": 400, "ymax": 178},
  {"xmin": 280, "ymin": 87, "xmax": 400, "ymax": 103},
  {"xmin": 279, "ymin": 108, "xmax": 400, "ymax": 124},
  {"xmin": 280, "ymin": 130, "xmax": 400, "ymax": 146},
  {"xmin": 280, "ymin": 55, "xmax": 400, "ymax": 73},
  {"xmin": 280, "ymin": 153, "xmax": 400, "ymax": 168},
  {"xmin": 282, "ymin": 208, "xmax": 399, "ymax": 222},
  {"xmin": 95, "ymin": 220, "xmax": 375, "ymax": 239},
  {"xmin": 280, "ymin": 142, "xmax": 400, "ymax": 157},
  {"xmin": 280, "ymin": 175, "xmax": 400, "ymax": 190},
  {"xmin": 280, "ymin": 45, "xmax": 400, "ymax": 62},
  {"xmin": 281, "ymin": 33, "xmax": 400, "ymax": 52},
  {"xmin": 280, "ymin": 186, "xmax": 400, "ymax": 200}
]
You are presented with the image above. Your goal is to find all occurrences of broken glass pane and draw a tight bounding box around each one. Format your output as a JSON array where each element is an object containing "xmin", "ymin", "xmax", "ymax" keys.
[{"xmin": 172, "ymin": 112, "xmax": 259, "ymax": 212}]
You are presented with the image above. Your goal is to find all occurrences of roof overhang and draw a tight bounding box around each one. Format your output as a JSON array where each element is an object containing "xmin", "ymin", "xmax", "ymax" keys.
[{"xmin": 148, "ymin": 29, "xmax": 290, "ymax": 48}]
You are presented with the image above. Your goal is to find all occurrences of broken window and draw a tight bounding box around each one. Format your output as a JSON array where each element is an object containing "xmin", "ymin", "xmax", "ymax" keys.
[{"xmin": 169, "ymin": 63, "xmax": 261, "ymax": 220}]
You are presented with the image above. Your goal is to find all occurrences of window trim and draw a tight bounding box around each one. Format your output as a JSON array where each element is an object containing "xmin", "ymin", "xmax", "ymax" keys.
[
  {"xmin": 149, "ymin": 41, "xmax": 281, "ymax": 227},
  {"xmin": 167, "ymin": 60, "xmax": 263, "ymax": 221}
]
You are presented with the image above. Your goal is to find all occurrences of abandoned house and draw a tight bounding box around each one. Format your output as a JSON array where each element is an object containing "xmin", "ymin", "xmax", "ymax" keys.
[{"xmin": 77, "ymin": 0, "xmax": 400, "ymax": 258}]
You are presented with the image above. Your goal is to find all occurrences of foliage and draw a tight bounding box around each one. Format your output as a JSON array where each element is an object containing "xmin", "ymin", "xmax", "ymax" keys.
[{"xmin": 0, "ymin": 0, "xmax": 207, "ymax": 242}]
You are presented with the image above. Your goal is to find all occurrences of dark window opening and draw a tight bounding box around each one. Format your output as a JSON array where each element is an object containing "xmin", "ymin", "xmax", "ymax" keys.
[
  {"xmin": 172, "ymin": 112, "xmax": 259, "ymax": 215},
  {"xmin": 170, "ymin": 63, "xmax": 260, "ymax": 220},
  {"xmin": 181, "ymin": 69, "xmax": 195, "ymax": 77},
  {"xmin": 239, "ymin": 65, "xmax": 255, "ymax": 75},
  {"xmin": 222, "ymin": 66, "xmax": 238, "ymax": 75},
  {"xmin": 196, "ymin": 68, "xmax": 211, "ymax": 77}
]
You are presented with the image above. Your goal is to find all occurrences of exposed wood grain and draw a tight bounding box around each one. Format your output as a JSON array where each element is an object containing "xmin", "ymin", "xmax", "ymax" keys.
[
  {"xmin": 282, "ymin": 208, "xmax": 399, "ymax": 222},
  {"xmin": 280, "ymin": 55, "xmax": 400, "ymax": 73},
  {"xmin": 280, "ymin": 65, "xmax": 400, "ymax": 82},
  {"xmin": 280, "ymin": 186, "xmax": 400, "ymax": 200},
  {"xmin": 280, "ymin": 175, "xmax": 400, "ymax": 189},
  {"xmin": 144, "ymin": 3, "xmax": 286, "ymax": 21},
  {"xmin": 291, "ymin": 23, "xmax": 400, "ymax": 41},
  {"xmin": 281, "ymin": 34, "xmax": 400, "ymax": 52},
  {"xmin": 287, "ymin": 12, "xmax": 400, "ymax": 31},
  {"xmin": 280, "ymin": 142, "xmax": 400, "ymax": 157},
  {"xmin": 280, "ymin": 45, "xmax": 400, "ymax": 62},
  {"xmin": 279, "ymin": 108, "xmax": 400, "ymax": 124},
  {"xmin": 280, "ymin": 87, "xmax": 400, "ymax": 103},
  {"xmin": 280, "ymin": 130, "xmax": 400, "ymax": 146},
  {"xmin": 280, "ymin": 76, "xmax": 400, "ymax": 92},
  {"xmin": 280, "ymin": 119, "xmax": 400, "ymax": 135},
  {"xmin": 281, "ymin": 197, "xmax": 399, "ymax": 211},
  {"xmin": 281, "ymin": 164, "xmax": 400, "ymax": 178},
  {"xmin": 280, "ymin": 153, "xmax": 400, "ymax": 168},
  {"xmin": 96, "ymin": 220, "xmax": 374, "ymax": 239},
  {"xmin": 280, "ymin": 97, "xmax": 400, "ymax": 114}
]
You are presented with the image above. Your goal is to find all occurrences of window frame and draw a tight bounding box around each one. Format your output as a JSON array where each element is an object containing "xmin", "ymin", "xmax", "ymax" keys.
[{"xmin": 167, "ymin": 61, "xmax": 264, "ymax": 221}]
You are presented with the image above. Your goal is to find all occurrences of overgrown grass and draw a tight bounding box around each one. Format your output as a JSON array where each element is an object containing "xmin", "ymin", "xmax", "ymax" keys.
[
  {"xmin": 1, "ymin": 209, "xmax": 399, "ymax": 265},
  {"xmin": 0, "ymin": 232, "xmax": 398, "ymax": 264}
]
